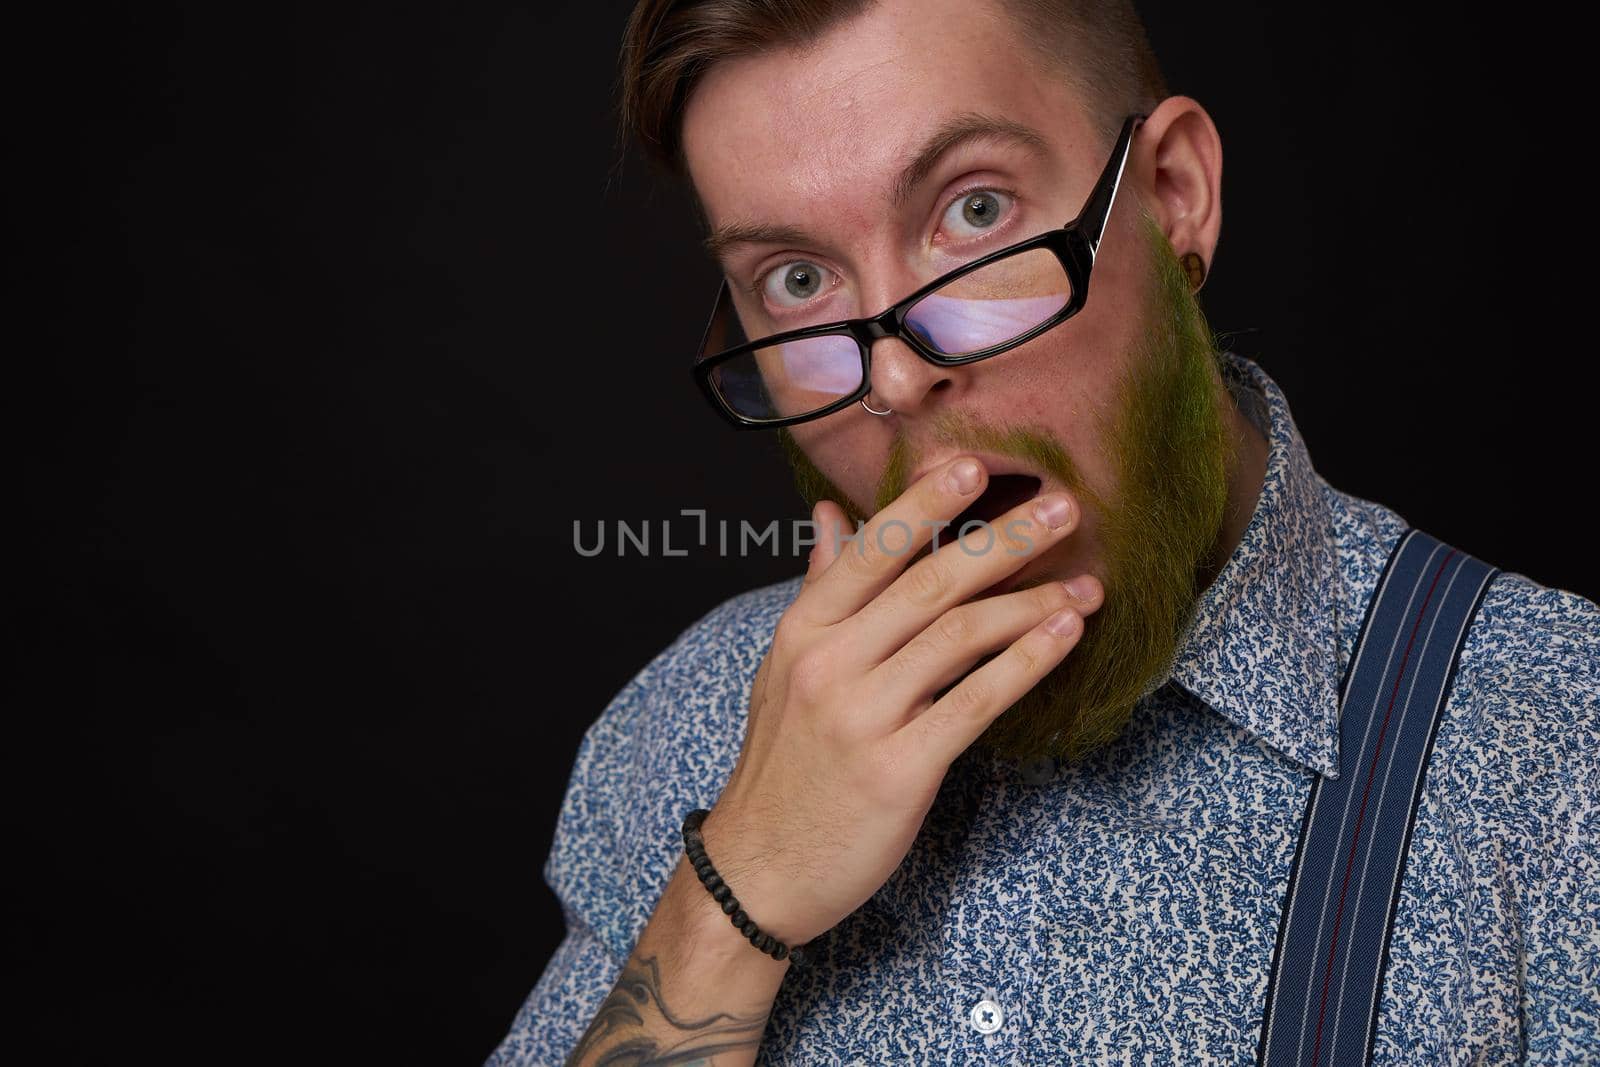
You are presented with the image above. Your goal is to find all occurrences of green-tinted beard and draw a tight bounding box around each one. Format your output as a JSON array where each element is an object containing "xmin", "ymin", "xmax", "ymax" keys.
[{"xmin": 779, "ymin": 211, "xmax": 1235, "ymax": 766}]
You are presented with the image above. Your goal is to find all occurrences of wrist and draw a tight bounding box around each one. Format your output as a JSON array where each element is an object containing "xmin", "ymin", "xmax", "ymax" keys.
[
  {"xmin": 666, "ymin": 855, "xmax": 795, "ymax": 973},
  {"xmin": 685, "ymin": 807, "xmax": 809, "ymax": 960}
]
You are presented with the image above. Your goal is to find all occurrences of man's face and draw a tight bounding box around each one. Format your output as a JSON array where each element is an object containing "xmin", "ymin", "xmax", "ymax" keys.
[
  {"xmin": 681, "ymin": 0, "xmax": 1235, "ymax": 763},
  {"xmin": 682, "ymin": 0, "xmax": 1160, "ymax": 560}
]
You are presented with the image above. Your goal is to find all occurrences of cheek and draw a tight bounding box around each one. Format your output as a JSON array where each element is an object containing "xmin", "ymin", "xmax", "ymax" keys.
[
  {"xmin": 979, "ymin": 310, "xmax": 1132, "ymax": 441},
  {"xmin": 963, "ymin": 299, "xmax": 1147, "ymax": 508},
  {"xmin": 990, "ymin": 250, "xmax": 1149, "ymax": 411}
]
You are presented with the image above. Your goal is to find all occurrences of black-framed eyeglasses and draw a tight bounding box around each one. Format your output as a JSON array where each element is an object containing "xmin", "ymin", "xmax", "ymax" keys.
[{"xmin": 690, "ymin": 112, "xmax": 1147, "ymax": 429}]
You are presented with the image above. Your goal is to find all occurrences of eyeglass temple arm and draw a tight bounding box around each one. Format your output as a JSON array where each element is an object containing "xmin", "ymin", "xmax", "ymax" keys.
[{"xmin": 1074, "ymin": 113, "xmax": 1147, "ymax": 261}]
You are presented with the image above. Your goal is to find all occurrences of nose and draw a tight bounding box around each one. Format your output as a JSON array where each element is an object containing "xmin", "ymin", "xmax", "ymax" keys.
[{"xmin": 864, "ymin": 334, "xmax": 959, "ymax": 417}]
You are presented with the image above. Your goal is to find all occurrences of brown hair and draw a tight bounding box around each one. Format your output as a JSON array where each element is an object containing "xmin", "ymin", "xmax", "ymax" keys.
[{"xmin": 619, "ymin": 0, "xmax": 1169, "ymax": 173}]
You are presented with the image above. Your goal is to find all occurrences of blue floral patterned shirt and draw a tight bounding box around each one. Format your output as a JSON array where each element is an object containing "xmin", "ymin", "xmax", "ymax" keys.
[{"xmin": 487, "ymin": 352, "xmax": 1600, "ymax": 1065}]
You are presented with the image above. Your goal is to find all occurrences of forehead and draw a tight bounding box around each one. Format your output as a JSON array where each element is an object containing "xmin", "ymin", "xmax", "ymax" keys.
[{"xmin": 680, "ymin": 0, "xmax": 1096, "ymax": 230}]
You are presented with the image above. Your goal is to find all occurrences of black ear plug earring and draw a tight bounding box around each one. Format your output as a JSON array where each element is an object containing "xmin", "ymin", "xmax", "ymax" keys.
[{"xmin": 1180, "ymin": 251, "xmax": 1207, "ymax": 292}]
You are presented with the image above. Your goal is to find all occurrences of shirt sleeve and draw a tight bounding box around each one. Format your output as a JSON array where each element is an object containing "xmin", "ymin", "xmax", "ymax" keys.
[
  {"xmin": 480, "ymin": 642, "xmax": 674, "ymax": 1067},
  {"xmin": 481, "ymin": 578, "xmax": 799, "ymax": 1066},
  {"xmin": 1523, "ymin": 730, "xmax": 1600, "ymax": 1061},
  {"xmin": 1520, "ymin": 588, "xmax": 1600, "ymax": 1062},
  {"xmin": 482, "ymin": 904, "xmax": 623, "ymax": 1066}
]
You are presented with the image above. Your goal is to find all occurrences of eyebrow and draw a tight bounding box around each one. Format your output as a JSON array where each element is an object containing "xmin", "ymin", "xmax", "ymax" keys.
[
  {"xmin": 890, "ymin": 112, "xmax": 1049, "ymax": 208},
  {"xmin": 702, "ymin": 221, "xmax": 811, "ymax": 264},
  {"xmin": 701, "ymin": 112, "xmax": 1050, "ymax": 265}
]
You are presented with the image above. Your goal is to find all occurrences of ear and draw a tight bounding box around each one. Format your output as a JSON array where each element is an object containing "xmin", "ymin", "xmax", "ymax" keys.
[{"xmin": 1132, "ymin": 97, "xmax": 1223, "ymax": 277}]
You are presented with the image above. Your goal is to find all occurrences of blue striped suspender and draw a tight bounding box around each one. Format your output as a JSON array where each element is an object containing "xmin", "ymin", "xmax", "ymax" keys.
[{"xmin": 1256, "ymin": 529, "xmax": 1500, "ymax": 1067}]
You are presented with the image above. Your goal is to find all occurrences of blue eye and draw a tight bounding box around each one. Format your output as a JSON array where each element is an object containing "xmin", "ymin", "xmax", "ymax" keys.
[
  {"xmin": 762, "ymin": 261, "xmax": 835, "ymax": 307},
  {"xmin": 943, "ymin": 190, "xmax": 1012, "ymax": 236}
]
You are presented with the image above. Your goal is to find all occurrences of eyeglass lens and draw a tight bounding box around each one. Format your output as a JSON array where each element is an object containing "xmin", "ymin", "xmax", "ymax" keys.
[{"xmin": 708, "ymin": 247, "xmax": 1072, "ymax": 422}]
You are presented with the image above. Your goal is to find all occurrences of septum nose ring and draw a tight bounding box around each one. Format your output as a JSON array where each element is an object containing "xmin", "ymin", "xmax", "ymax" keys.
[{"xmin": 860, "ymin": 395, "xmax": 893, "ymax": 416}]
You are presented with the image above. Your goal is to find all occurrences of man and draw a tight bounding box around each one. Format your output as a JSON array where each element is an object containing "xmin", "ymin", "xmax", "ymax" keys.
[{"xmin": 488, "ymin": 0, "xmax": 1599, "ymax": 1062}]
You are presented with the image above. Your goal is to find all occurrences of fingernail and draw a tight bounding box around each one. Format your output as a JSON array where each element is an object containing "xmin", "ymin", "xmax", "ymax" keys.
[
  {"xmin": 948, "ymin": 460, "xmax": 982, "ymax": 494},
  {"xmin": 1063, "ymin": 576, "xmax": 1097, "ymax": 603},
  {"xmin": 1045, "ymin": 608, "xmax": 1080, "ymax": 636},
  {"xmin": 1034, "ymin": 495, "xmax": 1073, "ymax": 530}
]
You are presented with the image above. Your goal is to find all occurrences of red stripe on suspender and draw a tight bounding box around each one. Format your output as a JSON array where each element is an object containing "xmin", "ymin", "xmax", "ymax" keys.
[{"xmin": 1308, "ymin": 549, "xmax": 1458, "ymax": 1067}]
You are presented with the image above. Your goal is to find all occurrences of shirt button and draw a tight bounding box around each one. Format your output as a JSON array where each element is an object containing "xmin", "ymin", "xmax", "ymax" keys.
[
  {"xmin": 970, "ymin": 998, "xmax": 1004, "ymax": 1034},
  {"xmin": 1019, "ymin": 755, "xmax": 1056, "ymax": 785}
]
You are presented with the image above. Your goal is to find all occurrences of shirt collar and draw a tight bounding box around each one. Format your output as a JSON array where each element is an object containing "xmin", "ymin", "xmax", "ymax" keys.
[{"xmin": 1167, "ymin": 351, "xmax": 1345, "ymax": 779}]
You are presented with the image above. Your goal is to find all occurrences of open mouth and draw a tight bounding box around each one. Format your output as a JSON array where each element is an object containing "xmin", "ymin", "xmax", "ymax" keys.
[
  {"xmin": 917, "ymin": 472, "xmax": 1048, "ymax": 595},
  {"xmin": 950, "ymin": 472, "xmax": 1043, "ymax": 532}
]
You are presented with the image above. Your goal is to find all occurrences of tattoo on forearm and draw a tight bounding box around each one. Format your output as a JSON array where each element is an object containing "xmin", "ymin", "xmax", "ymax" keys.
[{"xmin": 567, "ymin": 954, "xmax": 769, "ymax": 1066}]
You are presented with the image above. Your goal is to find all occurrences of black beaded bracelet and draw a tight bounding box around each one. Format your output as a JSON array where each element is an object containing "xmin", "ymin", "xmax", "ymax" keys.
[{"xmin": 681, "ymin": 808, "xmax": 806, "ymax": 965}]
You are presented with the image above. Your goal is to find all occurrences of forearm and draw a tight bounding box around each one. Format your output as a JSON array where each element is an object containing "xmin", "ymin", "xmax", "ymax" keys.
[{"xmin": 565, "ymin": 855, "xmax": 792, "ymax": 1066}]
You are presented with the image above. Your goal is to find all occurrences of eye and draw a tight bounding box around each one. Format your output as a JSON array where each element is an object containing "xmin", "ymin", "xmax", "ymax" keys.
[
  {"xmin": 942, "ymin": 189, "xmax": 1013, "ymax": 238},
  {"xmin": 760, "ymin": 260, "xmax": 835, "ymax": 308}
]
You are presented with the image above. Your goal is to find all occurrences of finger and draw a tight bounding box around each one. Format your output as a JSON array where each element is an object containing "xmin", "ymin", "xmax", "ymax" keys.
[
  {"xmin": 871, "ymin": 575, "xmax": 1103, "ymax": 719},
  {"xmin": 849, "ymin": 489, "xmax": 1082, "ymax": 664},
  {"xmin": 796, "ymin": 456, "xmax": 988, "ymax": 625},
  {"xmin": 801, "ymin": 499, "xmax": 852, "ymax": 588},
  {"xmin": 891, "ymin": 602, "xmax": 1088, "ymax": 770}
]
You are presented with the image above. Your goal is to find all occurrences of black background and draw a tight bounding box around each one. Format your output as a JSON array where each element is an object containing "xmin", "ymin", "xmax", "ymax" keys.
[{"xmin": 11, "ymin": 2, "xmax": 1597, "ymax": 1062}]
